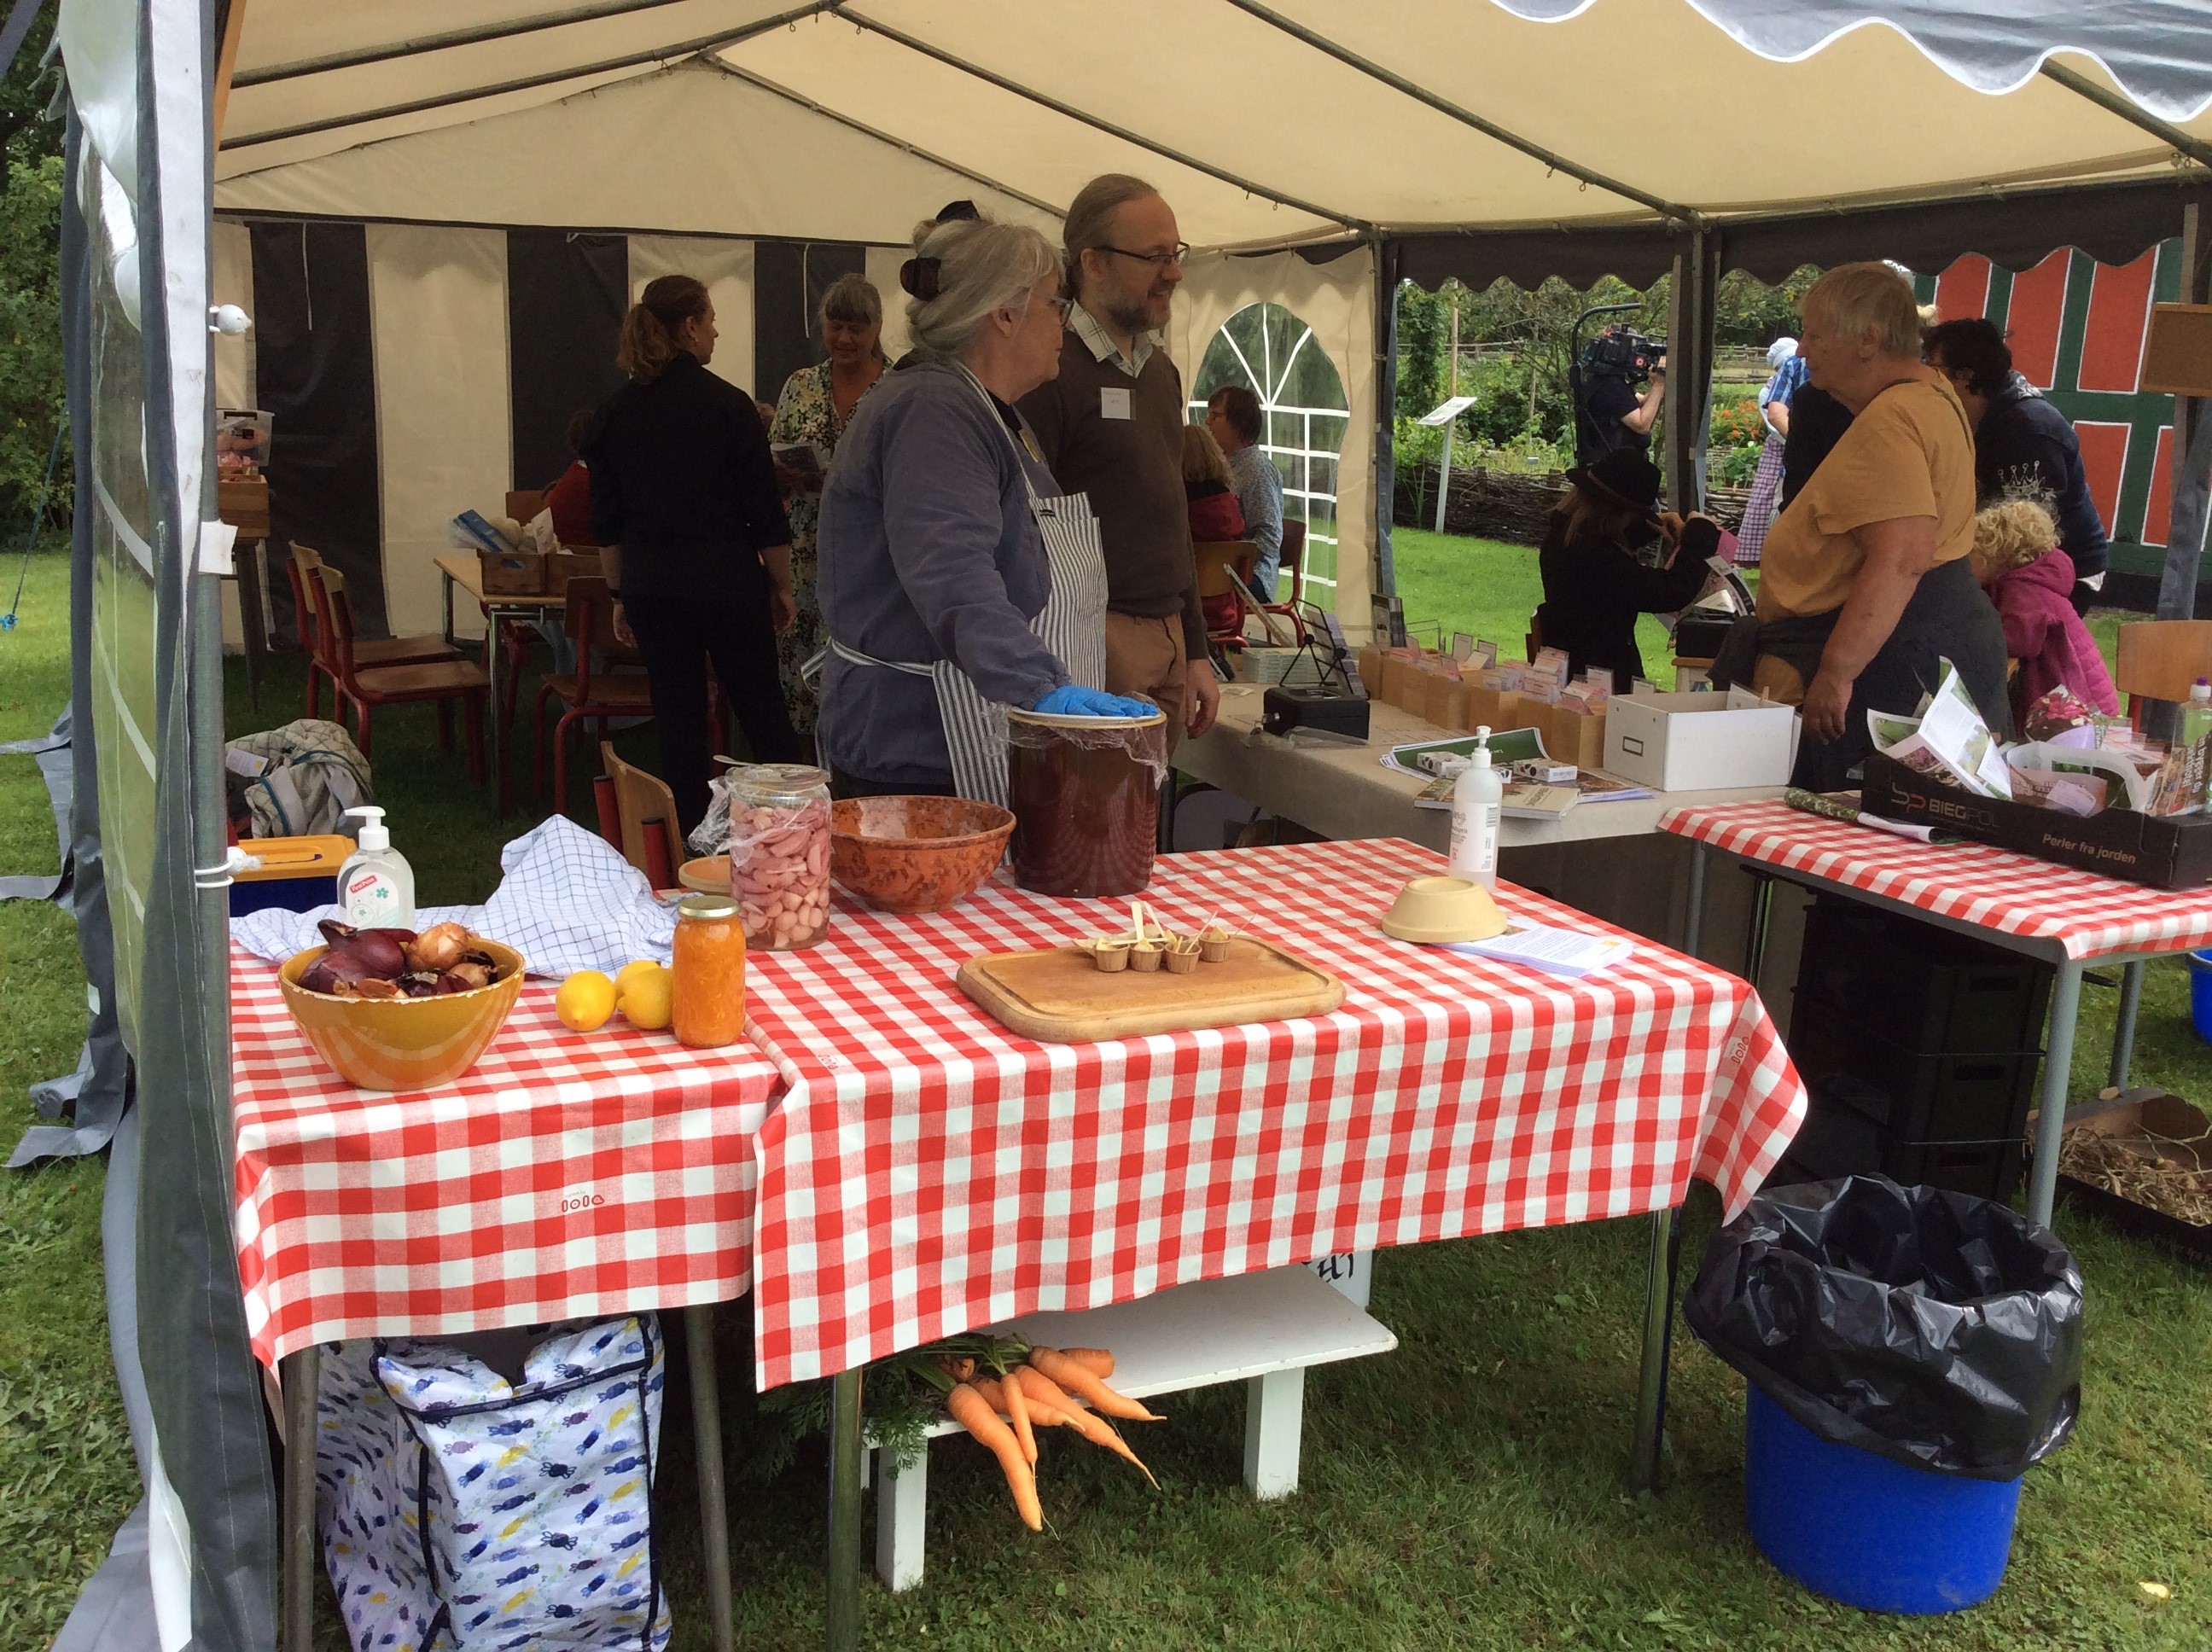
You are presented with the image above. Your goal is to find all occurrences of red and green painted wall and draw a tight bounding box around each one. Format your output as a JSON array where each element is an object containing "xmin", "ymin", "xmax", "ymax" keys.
[{"xmin": 1916, "ymin": 242, "xmax": 2184, "ymax": 608}]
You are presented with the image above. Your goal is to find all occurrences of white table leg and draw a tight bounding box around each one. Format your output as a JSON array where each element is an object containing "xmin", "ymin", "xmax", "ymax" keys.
[
  {"xmin": 876, "ymin": 1443, "xmax": 927, "ymax": 1591},
  {"xmin": 1243, "ymin": 1367, "xmax": 1305, "ymax": 1499}
]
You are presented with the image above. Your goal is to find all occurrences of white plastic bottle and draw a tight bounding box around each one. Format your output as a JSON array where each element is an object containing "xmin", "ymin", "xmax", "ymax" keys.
[
  {"xmin": 1448, "ymin": 726, "xmax": 1504, "ymax": 890},
  {"xmin": 338, "ymin": 806, "xmax": 416, "ymax": 929}
]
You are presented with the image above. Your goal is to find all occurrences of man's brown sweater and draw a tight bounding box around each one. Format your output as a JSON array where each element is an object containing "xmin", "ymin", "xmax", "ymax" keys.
[{"xmin": 1020, "ymin": 333, "xmax": 1207, "ymax": 658}]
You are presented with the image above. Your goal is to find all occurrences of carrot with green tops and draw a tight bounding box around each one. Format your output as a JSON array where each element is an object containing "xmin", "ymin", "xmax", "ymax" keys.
[
  {"xmin": 1028, "ymin": 1347, "xmax": 1162, "ymax": 1422},
  {"xmin": 1010, "ymin": 1367, "xmax": 1158, "ymax": 1488},
  {"xmin": 944, "ymin": 1382, "xmax": 1042, "ymax": 1531},
  {"xmin": 971, "ymin": 1376, "xmax": 1062, "ymax": 1428}
]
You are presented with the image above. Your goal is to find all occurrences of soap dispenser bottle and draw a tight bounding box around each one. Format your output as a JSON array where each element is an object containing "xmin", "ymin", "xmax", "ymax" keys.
[
  {"xmin": 1448, "ymin": 726, "xmax": 1504, "ymax": 890},
  {"xmin": 338, "ymin": 806, "xmax": 416, "ymax": 929}
]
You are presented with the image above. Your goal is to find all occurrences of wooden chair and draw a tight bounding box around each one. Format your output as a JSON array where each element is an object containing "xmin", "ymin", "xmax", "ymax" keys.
[
  {"xmin": 286, "ymin": 543, "xmax": 458, "ymax": 721},
  {"xmin": 504, "ymin": 488, "xmax": 548, "ymax": 524},
  {"xmin": 2116, "ymin": 620, "xmax": 2212, "ymax": 729},
  {"xmin": 1194, "ymin": 538, "xmax": 1260, "ymax": 657},
  {"xmin": 313, "ymin": 565, "xmax": 491, "ymax": 777},
  {"xmin": 534, "ymin": 575, "xmax": 655, "ymax": 808},
  {"xmin": 600, "ymin": 742, "xmax": 684, "ymax": 890},
  {"xmin": 1257, "ymin": 520, "xmax": 1311, "ymax": 643}
]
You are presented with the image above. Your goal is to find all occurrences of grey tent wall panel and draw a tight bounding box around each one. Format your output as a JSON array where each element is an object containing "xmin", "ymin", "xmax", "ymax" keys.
[
  {"xmin": 248, "ymin": 219, "xmax": 385, "ymax": 641},
  {"xmin": 506, "ymin": 229, "xmax": 630, "ymax": 492},
  {"xmin": 754, "ymin": 237, "xmax": 864, "ymax": 410}
]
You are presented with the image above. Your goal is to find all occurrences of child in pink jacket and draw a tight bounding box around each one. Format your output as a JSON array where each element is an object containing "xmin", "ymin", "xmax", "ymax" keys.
[{"xmin": 1971, "ymin": 499, "xmax": 2119, "ymax": 725}]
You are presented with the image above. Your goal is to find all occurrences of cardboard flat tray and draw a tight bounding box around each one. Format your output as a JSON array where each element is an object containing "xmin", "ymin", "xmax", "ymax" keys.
[
  {"xmin": 956, "ymin": 937, "xmax": 1343, "ymax": 1044},
  {"xmin": 1863, "ymin": 753, "xmax": 2212, "ymax": 889}
]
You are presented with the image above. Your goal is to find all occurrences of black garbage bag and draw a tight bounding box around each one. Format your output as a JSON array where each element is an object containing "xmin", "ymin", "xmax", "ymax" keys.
[{"xmin": 1685, "ymin": 1175, "xmax": 2082, "ymax": 1480}]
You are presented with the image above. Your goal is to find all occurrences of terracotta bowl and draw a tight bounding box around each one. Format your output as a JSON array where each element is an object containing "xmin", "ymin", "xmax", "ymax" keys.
[
  {"xmin": 278, "ymin": 939, "xmax": 526, "ymax": 1091},
  {"xmin": 830, "ymin": 795, "xmax": 1016, "ymax": 914}
]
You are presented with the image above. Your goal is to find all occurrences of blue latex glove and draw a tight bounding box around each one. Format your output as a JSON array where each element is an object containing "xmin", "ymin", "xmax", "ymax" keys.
[{"xmin": 1032, "ymin": 684, "xmax": 1155, "ymax": 718}]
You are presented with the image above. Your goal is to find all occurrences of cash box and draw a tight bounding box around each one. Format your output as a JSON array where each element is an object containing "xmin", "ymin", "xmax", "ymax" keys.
[{"xmin": 1263, "ymin": 687, "xmax": 1371, "ymax": 742}]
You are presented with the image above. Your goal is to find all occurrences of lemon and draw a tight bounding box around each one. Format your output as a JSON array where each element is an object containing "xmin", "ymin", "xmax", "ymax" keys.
[
  {"xmin": 615, "ymin": 963, "xmax": 673, "ymax": 1031},
  {"xmin": 555, "ymin": 970, "xmax": 616, "ymax": 1032}
]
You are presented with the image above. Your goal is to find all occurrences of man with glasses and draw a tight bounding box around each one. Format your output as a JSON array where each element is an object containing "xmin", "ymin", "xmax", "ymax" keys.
[{"xmin": 1021, "ymin": 173, "xmax": 1220, "ymax": 748}]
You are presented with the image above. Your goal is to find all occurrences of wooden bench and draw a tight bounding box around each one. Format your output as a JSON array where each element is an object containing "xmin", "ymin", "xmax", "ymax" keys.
[{"xmin": 871, "ymin": 1264, "xmax": 1396, "ymax": 1591}]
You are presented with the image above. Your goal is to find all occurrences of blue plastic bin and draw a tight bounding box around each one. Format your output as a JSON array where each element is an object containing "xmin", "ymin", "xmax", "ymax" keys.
[
  {"xmin": 2191, "ymin": 951, "xmax": 2212, "ymax": 1043},
  {"xmin": 1744, "ymin": 1386, "xmax": 2023, "ymax": 1613}
]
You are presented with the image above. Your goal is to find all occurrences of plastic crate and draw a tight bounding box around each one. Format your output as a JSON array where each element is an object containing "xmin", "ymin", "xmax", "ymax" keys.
[
  {"xmin": 1781, "ymin": 1100, "xmax": 2024, "ymax": 1206},
  {"xmin": 1795, "ymin": 896, "xmax": 2052, "ymax": 1055},
  {"xmin": 1788, "ymin": 997, "xmax": 2040, "ymax": 1145}
]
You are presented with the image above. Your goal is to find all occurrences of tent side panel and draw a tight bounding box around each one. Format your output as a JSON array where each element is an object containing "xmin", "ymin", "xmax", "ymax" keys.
[
  {"xmin": 368, "ymin": 224, "xmax": 513, "ymax": 641},
  {"xmin": 507, "ymin": 229, "xmax": 628, "ymax": 492},
  {"xmin": 865, "ymin": 244, "xmax": 912, "ymax": 368},
  {"xmin": 249, "ymin": 218, "xmax": 384, "ymax": 641},
  {"xmin": 754, "ymin": 238, "xmax": 864, "ymax": 410}
]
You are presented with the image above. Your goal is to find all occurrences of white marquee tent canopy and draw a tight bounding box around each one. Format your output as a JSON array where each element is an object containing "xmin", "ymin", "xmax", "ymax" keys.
[{"xmin": 199, "ymin": 0, "xmax": 2212, "ymax": 631}]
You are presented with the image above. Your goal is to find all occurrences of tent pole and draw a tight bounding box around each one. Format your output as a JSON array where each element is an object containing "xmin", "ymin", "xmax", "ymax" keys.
[
  {"xmin": 1663, "ymin": 226, "xmax": 1720, "ymax": 515},
  {"xmin": 830, "ymin": 6, "xmax": 1369, "ymax": 234},
  {"xmin": 1433, "ymin": 295, "xmax": 1458, "ymax": 534},
  {"xmin": 221, "ymin": 3, "xmax": 841, "ymax": 150},
  {"xmin": 212, "ymin": 0, "xmax": 246, "ymax": 138},
  {"xmin": 2038, "ymin": 61, "xmax": 2212, "ymax": 172},
  {"xmin": 1374, "ymin": 236, "xmax": 1400, "ymax": 604},
  {"xmin": 2159, "ymin": 201, "xmax": 2212, "ymax": 622},
  {"xmin": 1221, "ymin": 0, "xmax": 1699, "ymax": 228}
]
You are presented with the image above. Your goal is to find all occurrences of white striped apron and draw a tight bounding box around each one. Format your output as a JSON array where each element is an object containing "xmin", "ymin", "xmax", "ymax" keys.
[{"xmin": 826, "ymin": 366, "xmax": 1107, "ymax": 808}]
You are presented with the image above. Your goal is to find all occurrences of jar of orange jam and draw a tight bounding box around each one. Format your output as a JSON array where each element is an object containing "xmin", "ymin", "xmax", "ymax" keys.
[{"xmin": 672, "ymin": 893, "xmax": 747, "ymax": 1049}]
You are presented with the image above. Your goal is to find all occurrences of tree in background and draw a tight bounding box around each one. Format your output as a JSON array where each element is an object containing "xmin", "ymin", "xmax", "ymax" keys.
[
  {"xmin": 2, "ymin": 0, "xmax": 66, "ymax": 540},
  {"xmin": 1394, "ymin": 280, "xmax": 1447, "ymax": 422}
]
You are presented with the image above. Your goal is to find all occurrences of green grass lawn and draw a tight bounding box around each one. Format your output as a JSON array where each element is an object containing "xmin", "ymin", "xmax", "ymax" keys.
[{"xmin": 3, "ymin": 546, "xmax": 2211, "ymax": 1649}]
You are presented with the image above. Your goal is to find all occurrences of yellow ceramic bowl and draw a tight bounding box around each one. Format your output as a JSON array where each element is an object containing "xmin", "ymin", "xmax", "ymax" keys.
[
  {"xmin": 1380, "ymin": 875, "xmax": 1511, "ymax": 944},
  {"xmin": 278, "ymin": 939, "xmax": 525, "ymax": 1091}
]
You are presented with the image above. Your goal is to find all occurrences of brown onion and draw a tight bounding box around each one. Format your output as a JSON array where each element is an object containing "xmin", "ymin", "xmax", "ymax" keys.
[{"xmin": 405, "ymin": 922, "xmax": 472, "ymax": 974}]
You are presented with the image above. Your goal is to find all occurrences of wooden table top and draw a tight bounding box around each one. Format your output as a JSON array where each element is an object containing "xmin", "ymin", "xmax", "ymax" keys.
[{"xmin": 434, "ymin": 553, "xmax": 562, "ymax": 607}]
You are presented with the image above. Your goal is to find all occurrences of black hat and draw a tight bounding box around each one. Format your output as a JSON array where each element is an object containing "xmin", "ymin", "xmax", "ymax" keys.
[{"xmin": 1568, "ymin": 450, "xmax": 1662, "ymax": 516}]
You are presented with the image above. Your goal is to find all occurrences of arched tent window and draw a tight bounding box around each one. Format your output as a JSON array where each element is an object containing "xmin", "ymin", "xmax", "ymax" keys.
[{"xmin": 1190, "ymin": 302, "xmax": 1348, "ymax": 595}]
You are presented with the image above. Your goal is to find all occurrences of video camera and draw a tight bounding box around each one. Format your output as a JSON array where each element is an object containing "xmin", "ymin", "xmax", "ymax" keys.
[{"xmin": 1579, "ymin": 324, "xmax": 1666, "ymax": 385}]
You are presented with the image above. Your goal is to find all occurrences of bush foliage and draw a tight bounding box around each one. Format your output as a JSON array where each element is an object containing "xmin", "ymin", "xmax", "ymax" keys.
[{"xmin": 2, "ymin": 4, "xmax": 66, "ymax": 540}]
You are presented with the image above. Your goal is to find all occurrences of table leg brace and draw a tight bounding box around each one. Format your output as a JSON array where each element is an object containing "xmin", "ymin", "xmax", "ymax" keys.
[
  {"xmin": 1629, "ymin": 1206, "xmax": 1685, "ymax": 1494},
  {"xmin": 826, "ymin": 1367, "xmax": 865, "ymax": 1652},
  {"xmin": 2110, "ymin": 960, "xmax": 2145, "ymax": 1091}
]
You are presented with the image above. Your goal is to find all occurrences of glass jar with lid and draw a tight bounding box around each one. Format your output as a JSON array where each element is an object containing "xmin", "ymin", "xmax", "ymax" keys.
[
  {"xmin": 672, "ymin": 893, "xmax": 747, "ymax": 1048},
  {"xmin": 726, "ymin": 763, "xmax": 832, "ymax": 951}
]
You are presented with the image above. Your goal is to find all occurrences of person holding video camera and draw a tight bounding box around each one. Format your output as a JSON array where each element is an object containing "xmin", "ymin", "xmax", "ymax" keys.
[
  {"xmin": 1534, "ymin": 450, "xmax": 1720, "ymax": 694},
  {"xmin": 1574, "ymin": 326, "xmax": 1667, "ymax": 467}
]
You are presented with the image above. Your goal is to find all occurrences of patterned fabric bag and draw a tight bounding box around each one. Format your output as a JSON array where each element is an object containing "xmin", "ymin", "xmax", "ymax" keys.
[{"xmin": 317, "ymin": 1316, "xmax": 672, "ymax": 1652}]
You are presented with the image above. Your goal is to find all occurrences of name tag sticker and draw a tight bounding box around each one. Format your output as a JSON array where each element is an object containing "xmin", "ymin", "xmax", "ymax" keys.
[{"xmin": 1099, "ymin": 387, "xmax": 1132, "ymax": 420}]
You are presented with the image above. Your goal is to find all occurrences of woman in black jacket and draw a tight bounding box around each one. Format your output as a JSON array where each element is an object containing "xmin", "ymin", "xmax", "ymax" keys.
[
  {"xmin": 586, "ymin": 276, "xmax": 804, "ymax": 833},
  {"xmin": 1534, "ymin": 451, "xmax": 1720, "ymax": 692}
]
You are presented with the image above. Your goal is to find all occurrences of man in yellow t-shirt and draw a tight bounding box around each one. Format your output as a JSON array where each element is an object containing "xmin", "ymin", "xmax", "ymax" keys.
[{"xmin": 1726, "ymin": 263, "xmax": 2009, "ymax": 789}]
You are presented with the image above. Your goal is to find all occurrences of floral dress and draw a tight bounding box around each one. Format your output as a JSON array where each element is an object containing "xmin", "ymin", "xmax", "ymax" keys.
[{"xmin": 771, "ymin": 359, "xmax": 879, "ymax": 742}]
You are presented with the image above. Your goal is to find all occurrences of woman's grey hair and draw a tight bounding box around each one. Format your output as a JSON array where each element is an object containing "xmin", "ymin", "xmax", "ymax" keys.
[
  {"xmin": 1802, "ymin": 261, "xmax": 1924, "ymax": 359},
  {"xmin": 904, "ymin": 213, "xmax": 1063, "ymax": 363},
  {"xmin": 819, "ymin": 271, "xmax": 883, "ymax": 333}
]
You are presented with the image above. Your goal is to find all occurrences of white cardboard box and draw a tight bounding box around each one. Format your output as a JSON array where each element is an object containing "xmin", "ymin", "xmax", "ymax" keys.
[{"xmin": 1604, "ymin": 688, "xmax": 1800, "ymax": 792}]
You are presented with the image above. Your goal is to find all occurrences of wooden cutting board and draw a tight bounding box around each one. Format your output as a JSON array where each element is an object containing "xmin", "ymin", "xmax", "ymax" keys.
[{"xmin": 956, "ymin": 937, "xmax": 1344, "ymax": 1044}]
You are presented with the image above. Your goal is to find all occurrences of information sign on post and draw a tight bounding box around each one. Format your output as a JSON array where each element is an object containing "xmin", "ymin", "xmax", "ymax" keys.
[{"xmin": 1418, "ymin": 394, "xmax": 1481, "ymax": 535}]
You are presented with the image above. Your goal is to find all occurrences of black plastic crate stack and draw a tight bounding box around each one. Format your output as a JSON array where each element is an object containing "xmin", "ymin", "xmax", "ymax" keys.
[{"xmin": 1774, "ymin": 895, "xmax": 2052, "ymax": 1204}]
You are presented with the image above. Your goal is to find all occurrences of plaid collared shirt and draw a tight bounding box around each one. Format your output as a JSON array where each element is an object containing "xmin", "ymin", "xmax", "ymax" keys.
[{"xmin": 1069, "ymin": 300, "xmax": 1155, "ymax": 378}]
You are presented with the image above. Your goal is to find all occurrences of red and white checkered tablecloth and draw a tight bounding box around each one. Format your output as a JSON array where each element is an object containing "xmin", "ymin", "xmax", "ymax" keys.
[
  {"xmin": 230, "ymin": 946, "xmax": 782, "ymax": 1368},
  {"xmin": 741, "ymin": 839, "xmax": 1807, "ymax": 1388},
  {"xmin": 1661, "ymin": 800, "xmax": 2212, "ymax": 963}
]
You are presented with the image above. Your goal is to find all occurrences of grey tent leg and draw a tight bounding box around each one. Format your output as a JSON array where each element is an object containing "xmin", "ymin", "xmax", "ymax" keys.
[
  {"xmin": 2109, "ymin": 961, "xmax": 2145, "ymax": 1090},
  {"xmin": 684, "ymin": 1305, "xmax": 736, "ymax": 1652},
  {"xmin": 2026, "ymin": 963, "xmax": 2085, "ymax": 1228},
  {"xmin": 826, "ymin": 1367, "xmax": 865, "ymax": 1652},
  {"xmin": 1629, "ymin": 1205, "xmax": 1685, "ymax": 1493},
  {"xmin": 281, "ymin": 1347, "xmax": 322, "ymax": 1652}
]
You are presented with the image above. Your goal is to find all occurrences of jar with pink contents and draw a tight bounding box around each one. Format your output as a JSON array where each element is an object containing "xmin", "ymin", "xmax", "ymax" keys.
[{"xmin": 727, "ymin": 764, "xmax": 832, "ymax": 950}]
